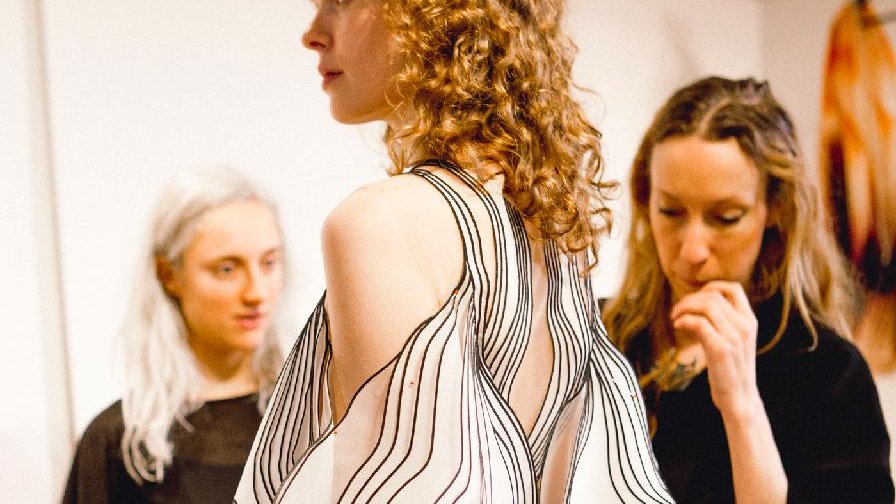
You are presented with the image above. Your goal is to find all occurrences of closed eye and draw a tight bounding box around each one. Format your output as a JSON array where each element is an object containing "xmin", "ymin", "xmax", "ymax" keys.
[
  {"xmin": 715, "ymin": 212, "xmax": 745, "ymax": 226},
  {"xmin": 658, "ymin": 207, "xmax": 683, "ymax": 218}
]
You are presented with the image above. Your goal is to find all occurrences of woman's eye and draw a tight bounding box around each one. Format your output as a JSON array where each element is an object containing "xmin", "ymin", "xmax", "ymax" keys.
[
  {"xmin": 214, "ymin": 263, "xmax": 236, "ymax": 276},
  {"xmin": 658, "ymin": 208, "xmax": 683, "ymax": 218},
  {"xmin": 715, "ymin": 212, "xmax": 744, "ymax": 226}
]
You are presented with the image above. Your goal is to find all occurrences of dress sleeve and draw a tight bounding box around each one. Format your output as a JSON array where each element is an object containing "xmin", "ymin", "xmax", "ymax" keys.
[{"xmin": 785, "ymin": 341, "xmax": 894, "ymax": 503}]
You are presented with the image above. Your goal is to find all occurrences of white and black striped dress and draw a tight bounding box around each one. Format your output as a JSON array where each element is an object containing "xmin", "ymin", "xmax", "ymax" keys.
[{"xmin": 234, "ymin": 161, "xmax": 673, "ymax": 503}]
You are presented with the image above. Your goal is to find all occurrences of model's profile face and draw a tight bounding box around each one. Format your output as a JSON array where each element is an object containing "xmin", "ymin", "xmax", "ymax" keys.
[
  {"xmin": 165, "ymin": 200, "xmax": 284, "ymax": 356},
  {"xmin": 648, "ymin": 135, "xmax": 769, "ymax": 302},
  {"xmin": 302, "ymin": 0, "xmax": 403, "ymax": 125}
]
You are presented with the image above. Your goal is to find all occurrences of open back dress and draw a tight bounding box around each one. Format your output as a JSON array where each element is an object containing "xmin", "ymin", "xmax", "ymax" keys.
[{"xmin": 233, "ymin": 161, "xmax": 673, "ymax": 503}]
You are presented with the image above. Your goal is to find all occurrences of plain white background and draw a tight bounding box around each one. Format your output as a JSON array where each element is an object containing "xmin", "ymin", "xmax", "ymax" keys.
[{"xmin": 2, "ymin": 0, "xmax": 894, "ymax": 501}]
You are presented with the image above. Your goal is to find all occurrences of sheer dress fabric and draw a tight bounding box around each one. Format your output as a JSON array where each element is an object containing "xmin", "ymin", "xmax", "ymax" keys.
[{"xmin": 233, "ymin": 161, "xmax": 672, "ymax": 503}]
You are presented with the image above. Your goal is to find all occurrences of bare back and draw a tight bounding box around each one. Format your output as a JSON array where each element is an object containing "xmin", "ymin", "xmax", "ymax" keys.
[
  {"xmin": 397, "ymin": 164, "xmax": 555, "ymax": 436},
  {"xmin": 322, "ymin": 162, "xmax": 553, "ymax": 435}
]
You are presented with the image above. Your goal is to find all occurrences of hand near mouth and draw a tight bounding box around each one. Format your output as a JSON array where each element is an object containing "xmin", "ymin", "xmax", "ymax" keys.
[{"xmin": 670, "ymin": 280, "xmax": 760, "ymax": 419}]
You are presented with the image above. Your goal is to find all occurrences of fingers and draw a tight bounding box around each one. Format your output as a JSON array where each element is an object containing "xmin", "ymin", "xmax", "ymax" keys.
[
  {"xmin": 671, "ymin": 282, "xmax": 761, "ymax": 415},
  {"xmin": 671, "ymin": 281, "xmax": 757, "ymax": 352},
  {"xmin": 705, "ymin": 280, "xmax": 752, "ymax": 315},
  {"xmin": 672, "ymin": 312, "xmax": 719, "ymax": 348},
  {"xmin": 670, "ymin": 281, "xmax": 747, "ymax": 321}
]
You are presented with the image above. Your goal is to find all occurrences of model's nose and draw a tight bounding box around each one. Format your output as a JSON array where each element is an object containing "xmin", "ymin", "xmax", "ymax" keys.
[
  {"xmin": 679, "ymin": 222, "xmax": 710, "ymax": 266},
  {"xmin": 302, "ymin": 11, "xmax": 331, "ymax": 51}
]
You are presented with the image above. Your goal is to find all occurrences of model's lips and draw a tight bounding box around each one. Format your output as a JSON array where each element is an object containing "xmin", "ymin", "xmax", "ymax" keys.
[
  {"xmin": 683, "ymin": 279, "xmax": 705, "ymax": 289},
  {"xmin": 236, "ymin": 313, "xmax": 266, "ymax": 330},
  {"xmin": 318, "ymin": 66, "xmax": 343, "ymax": 88},
  {"xmin": 678, "ymin": 276, "xmax": 728, "ymax": 293}
]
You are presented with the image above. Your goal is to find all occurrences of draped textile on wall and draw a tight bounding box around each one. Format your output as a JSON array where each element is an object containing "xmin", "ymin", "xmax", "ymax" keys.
[
  {"xmin": 820, "ymin": 1, "xmax": 896, "ymax": 293},
  {"xmin": 820, "ymin": 2, "xmax": 896, "ymax": 480}
]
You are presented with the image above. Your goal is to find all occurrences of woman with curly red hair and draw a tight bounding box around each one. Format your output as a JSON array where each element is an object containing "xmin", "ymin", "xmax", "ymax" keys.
[{"xmin": 233, "ymin": 1, "xmax": 672, "ymax": 502}]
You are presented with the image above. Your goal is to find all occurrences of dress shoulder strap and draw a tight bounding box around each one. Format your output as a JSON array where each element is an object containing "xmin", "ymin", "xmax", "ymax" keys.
[{"xmin": 407, "ymin": 159, "xmax": 507, "ymax": 281}]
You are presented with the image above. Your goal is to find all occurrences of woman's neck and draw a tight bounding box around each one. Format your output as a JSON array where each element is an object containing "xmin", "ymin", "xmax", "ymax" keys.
[{"xmin": 188, "ymin": 338, "xmax": 259, "ymax": 401}]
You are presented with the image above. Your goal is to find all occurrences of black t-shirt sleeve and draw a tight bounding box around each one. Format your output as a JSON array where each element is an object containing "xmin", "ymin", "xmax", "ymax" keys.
[
  {"xmin": 784, "ymin": 339, "xmax": 894, "ymax": 503},
  {"xmin": 62, "ymin": 404, "xmax": 118, "ymax": 504},
  {"xmin": 60, "ymin": 402, "xmax": 143, "ymax": 504}
]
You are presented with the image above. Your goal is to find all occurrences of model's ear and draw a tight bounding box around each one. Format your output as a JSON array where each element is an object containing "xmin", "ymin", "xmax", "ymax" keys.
[{"xmin": 156, "ymin": 255, "xmax": 180, "ymax": 298}]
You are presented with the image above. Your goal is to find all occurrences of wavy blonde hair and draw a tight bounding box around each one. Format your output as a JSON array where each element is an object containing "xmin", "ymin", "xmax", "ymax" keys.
[
  {"xmin": 119, "ymin": 167, "xmax": 284, "ymax": 483},
  {"xmin": 603, "ymin": 77, "xmax": 857, "ymax": 397},
  {"xmin": 381, "ymin": 0, "xmax": 614, "ymax": 260}
]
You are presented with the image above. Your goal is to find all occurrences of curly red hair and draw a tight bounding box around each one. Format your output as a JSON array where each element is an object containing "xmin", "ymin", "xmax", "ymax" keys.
[{"xmin": 382, "ymin": 0, "xmax": 615, "ymax": 262}]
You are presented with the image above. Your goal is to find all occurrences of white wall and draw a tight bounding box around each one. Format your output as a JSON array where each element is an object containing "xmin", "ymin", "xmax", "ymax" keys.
[
  {"xmin": 0, "ymin": 0, "xmax": 72, "ymax": 502},
  {"xmin": 5, "ymin": 0, "xmax": 769, "ymax": 500}
]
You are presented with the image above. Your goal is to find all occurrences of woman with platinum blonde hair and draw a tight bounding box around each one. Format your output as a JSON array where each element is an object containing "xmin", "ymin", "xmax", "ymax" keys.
[
  {"xmin": 63, "ymin": 167, "xmax": 285, "ymax": 503},
  {"xmin": 234, "ymin": 0, "xmax": 672, "ymax": 502}
]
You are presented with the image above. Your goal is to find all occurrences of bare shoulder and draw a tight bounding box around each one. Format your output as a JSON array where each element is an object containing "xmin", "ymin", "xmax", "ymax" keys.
[
  {"xmin": 320, "ymin": 172, "xmax": 466, "ymax": 327},
  {"xmin": 320, "ymin": 179, "xmax": 400, "ymax": 256},
  {"xmin": 321, "ymin": 173, "xmax": 464, "ymax": 417},
  {"xmin": 322, "ymin": 173, "xmax": 460, "ymax": 269}
]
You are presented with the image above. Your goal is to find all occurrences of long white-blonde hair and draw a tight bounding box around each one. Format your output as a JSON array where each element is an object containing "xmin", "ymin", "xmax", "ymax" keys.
[{"xmin": 119, "ymin": 167, "xmax": 284, "ymax": 483}]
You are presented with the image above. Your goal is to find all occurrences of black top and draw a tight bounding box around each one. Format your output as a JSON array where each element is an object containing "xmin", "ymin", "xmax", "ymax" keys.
[
  {"xmin": 635, "ymin": 297, "xmax": 894, "ymax": 503},
  {"xmin": 62, "ymin": 393, "xmax": 262, "ymax": 504}
]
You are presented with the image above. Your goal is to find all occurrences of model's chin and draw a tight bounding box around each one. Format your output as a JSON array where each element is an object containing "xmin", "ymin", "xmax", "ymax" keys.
[
  {"xmin": 669, "ymin": 281, "xmax": 699, "ymax": 303},
  {"xmin": 329, "ymin": 107, "xmax": 379, "ymax": 125},
  {"xmin": 330, "ymin": 113, "xmax": 369, "ymax": 125},
  {"xmin": 229, "ymin": 328, "xmax": 267, "ymax": 352},
  {"xmin": 328, "ymin": 98, "xmax": 394, "ymax": 126}
]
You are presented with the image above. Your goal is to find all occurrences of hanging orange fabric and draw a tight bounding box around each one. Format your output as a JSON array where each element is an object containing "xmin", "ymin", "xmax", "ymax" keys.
[{"xmin": 820, "ymin": 1, "xmax": 896, "ymax": 293}]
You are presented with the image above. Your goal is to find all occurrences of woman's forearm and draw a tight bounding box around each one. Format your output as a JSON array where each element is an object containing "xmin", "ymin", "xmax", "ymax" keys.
[{"xmin": 722, "ymin": 394, "xmax": 788, "ymax": 504}]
